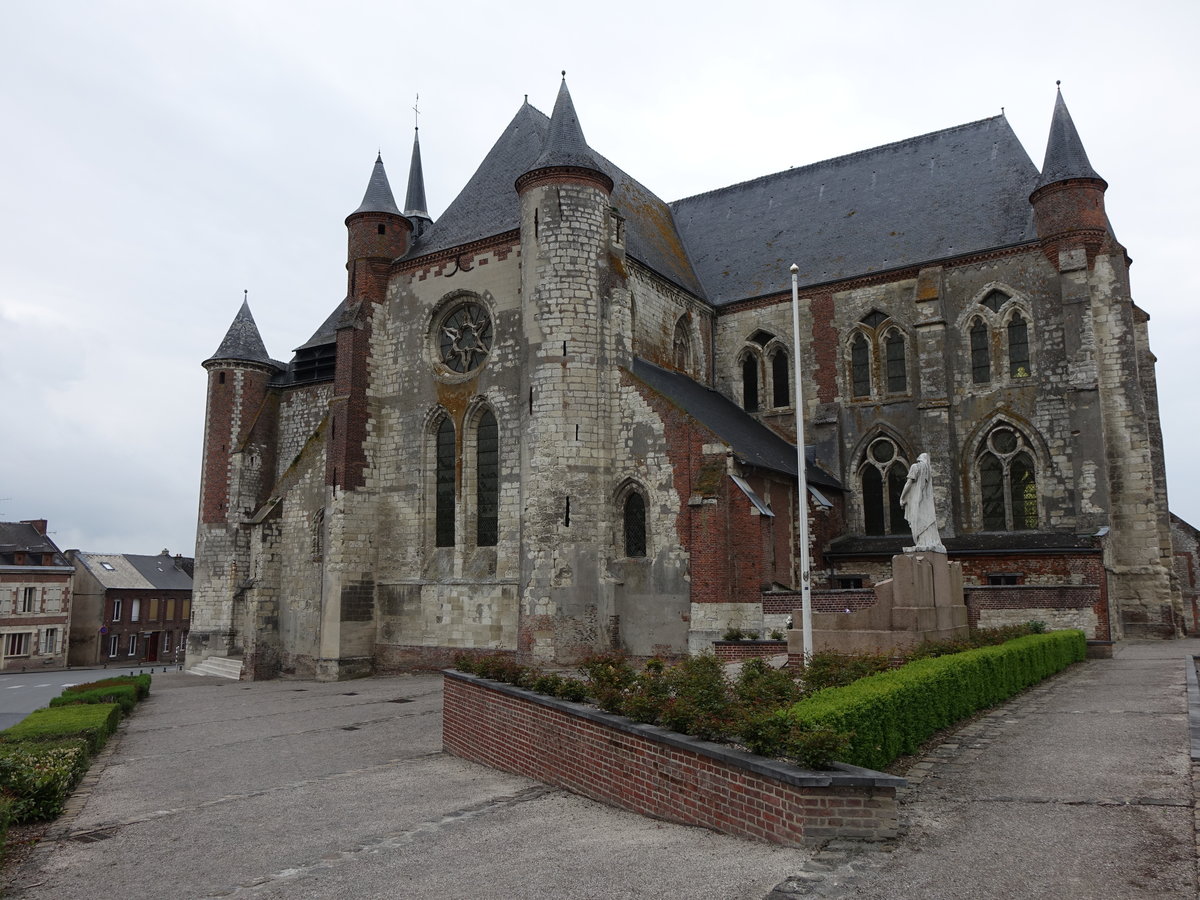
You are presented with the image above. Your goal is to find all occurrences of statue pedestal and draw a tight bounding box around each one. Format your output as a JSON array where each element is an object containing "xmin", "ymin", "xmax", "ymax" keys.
[{"xmin": 789, "ymin": 551, "xmax": 969, "ymax": 658}]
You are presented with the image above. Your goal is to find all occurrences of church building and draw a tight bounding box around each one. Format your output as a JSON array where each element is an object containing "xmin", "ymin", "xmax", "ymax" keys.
[{"xmin": 191, "ymin": 79, "xmax": 1181, "ymax": 680}]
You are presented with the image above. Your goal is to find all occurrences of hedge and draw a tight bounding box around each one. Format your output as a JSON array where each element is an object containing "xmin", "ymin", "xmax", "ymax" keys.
[
  {"xmin": 50, "ymin": 683, "xmax": 139, "ymax": 715},
  {"xmin": 0, "ymin": 739, "xmax": 91, "ymax": 823},
  {"xmin": 65, "ymin": 674, "xmax": 151, "ymax": 700},
  {"xmin": 0, "ymin": 703, "xmax": 122, "ymax": 755},
  {"xmin": 785, "ymin": 630, "xmax": 1086, "ymax": 770}
]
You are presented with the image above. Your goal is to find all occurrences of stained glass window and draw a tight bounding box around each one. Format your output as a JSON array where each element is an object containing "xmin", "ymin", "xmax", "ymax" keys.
[
  {"xmin": 435, "ymin": 418, "xmax": 455, "ymax": 547},
  {"xmin": 477, "ymin": 411, "xmax": 498, "ymax": 547}
]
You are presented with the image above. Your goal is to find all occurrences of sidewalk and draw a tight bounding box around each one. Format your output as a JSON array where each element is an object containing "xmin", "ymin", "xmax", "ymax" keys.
[{"xmin": 769, "ymin": 639, "xmax": 1200, "ymax": 898}]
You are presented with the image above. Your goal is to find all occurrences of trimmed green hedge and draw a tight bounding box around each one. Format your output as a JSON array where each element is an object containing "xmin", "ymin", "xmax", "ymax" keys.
[
  {"xmin": 786, "ymin": 630, "xmax": 1086, "ymax": 770},
  {"xmin": 51, "ymin": 684, "xmax": 139, "ymax": 715},
  {"xmin": 65, "ymin": 674, "xmax": 151, "ymax": 700},
  {"xmin": 0, "ymin": 703, "xmax": 121, "ymax": 755},
  {"xmin": 0, "ymin": 739, "xmax": 91, "ymax": 823}
]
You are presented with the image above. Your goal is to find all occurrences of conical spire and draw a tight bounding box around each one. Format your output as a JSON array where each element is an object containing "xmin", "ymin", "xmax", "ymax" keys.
[
  {"xmin": 1035, "ymin": 84, "xmax": 1105, "ymax": 191},
  {"xmin": 526, "ymin": 74, "xmax": 609, "ymax": 178},
  {"xmin": 404, "ymin": 128, "xmax": 430, "ymax": 221},
  {"xmin": 350, "ymin": 153, "xmax": 403, "ymax": 217},
  {"xmin": 205, "ymin": 298, "xmax": 273, "ymax": 366}
]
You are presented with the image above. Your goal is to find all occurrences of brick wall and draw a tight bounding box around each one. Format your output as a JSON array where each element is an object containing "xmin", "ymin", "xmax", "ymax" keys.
[
  {"xmin": 443, "ymin": 670, "xmax": 902, "ymax": 846},
  {"xmin": 712, "ymin": 640, "xmax": 787, "ymax": 662}
]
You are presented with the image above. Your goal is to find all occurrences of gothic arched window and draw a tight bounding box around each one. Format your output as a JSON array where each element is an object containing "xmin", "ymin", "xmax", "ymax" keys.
[
  {"xmin": 771, "ymin": 350, "xmax": 790, "ymax": 407},
  {"xmin": 859, "ymin": 437, "xmax": 908, "ymax": 535},
  {"xmin": 476, "ymin": 410, "xmax": 498, "ymax": 547},
  {"xmin": 978, "ymin": 425, "xmax": 1037, "ymax": 531},
  {"xmin": 1008, "ymin": 312, "xmax": 1030, "ymax": 378},
  {"xmin": 623, "ymin": 491, "xmax": 647, "ymax": 558},
  {"xmin": 969, "ymin": 318, "xmax": 991, "ymax": 384},
  {"xmin": 673, "ymin": 318, "xmax": 692, "ymax": 373},
  {"xmin": 435, "ymin": 417, "xmax": 456, "ymax": 547},
  {"xmin": 884, "ymin": 329, "xmax": 907, "ymax": 393},
  {"xmin": 742, "ymin": 354, "xmax": 760, "ymax": 412},
  {"xmin": 850, "ymin": 333, "xmax": 871, "ymax": 398}
]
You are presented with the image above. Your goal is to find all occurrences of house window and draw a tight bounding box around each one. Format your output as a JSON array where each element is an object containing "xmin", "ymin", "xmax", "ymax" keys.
[
  {"xmin": 130, "ymin": 599, "xmax": 141, "ymax": 622},
  {"xmin": 21, "ymin": 587, "xmax": 35, "ymax": 612},
  {"xmin": 179, "ymin": 631, "xmax": 188, "ymax": 651},
  {"xmin": 166, "ymin": 598, "xmax": 176, "ymax": 621},
  {"xmin": 41, "ymin": 628, "xmax": 58, "ymax": 655},
  {"xmin": 112, "ymin": 598, "xmax": 122, "ymax": 622},
  {"xmin": 128, "ymin": 634, "xmax": 138, "ymax": 657},
  {"xmin": 623, "ymin": 492, "xmax": 647, "ymax": 558},
  {"xmin": 163, "ymin": 631, "xmax": 172, "ymax": 654},
  {"xmin": 4, "ymin": 633, "xmax": 31, "ymax": 656},
  {"xmin": 109, "ymin": 634, "xmax": 119, "ymax": 658},
  {"xmin": 1008, "ymin": 312, "xmax": 1030, "ymax": 378},
  {"xmin": 476, "ymin": 410, "xmax": 499, "ymax": 547},
  {"xmin": 860, "ymin": 436, "xmax": 908, "ymax": 535},
  {"xmin": 835, "ymin": 576, "xmax": 865, "ymax": 589},
  {"xmin": 978, "ymin": 426, "xmax": 1038, "ymax": 531},
  {"xmin": 771, "ymin": 350, "xmax": 790, "ymax": 407},
  {"xmin": 149, "ymin": 598, "xmax": 160, "ymax": 620},
  {"xmin": 741, "ymin": 355, "xmax": 760, "ymax": 412},
  {"xmin": 435, "ymin": 417, "xmax": 456, "ymax": 547},
  {"xmin": 969, "ymin": 318, "xmax": 990, "ymax": 384},
  {"xmin": 884, "ymin": 330, "xmax": 906, "ymax": 393},
  {"xmin": 182, "ymin": 600, "xmax": 191, "ymax": 619},
  {"xmin": 987, "ymin": 574, "xmax": 1021, "ymax": 586}
]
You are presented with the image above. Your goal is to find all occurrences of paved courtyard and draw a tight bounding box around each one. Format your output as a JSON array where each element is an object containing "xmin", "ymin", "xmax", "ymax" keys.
[{"xmin": 5, "ymin": 640, "xmax": 1199, "ymax": 898}]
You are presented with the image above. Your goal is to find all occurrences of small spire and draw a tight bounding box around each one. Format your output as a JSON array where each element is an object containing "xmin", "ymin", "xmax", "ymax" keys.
[
  {"xmin": 525, "ymin": 75, "xmax": 609, "ymax": 178},
  {"xmin": 404, "ymin": 126, "xmax": 431, "ymax": 222},
  {"xmin": 350, "ymin": 154, "xmax": 402, "ymax": 217},
  {"xmin": 206, "ymin": 297, "xmax": 273, "ymax": 366},
  {"xmin": 1035, "ymin": 83, "xmax": 1105, "ymax": 190}
]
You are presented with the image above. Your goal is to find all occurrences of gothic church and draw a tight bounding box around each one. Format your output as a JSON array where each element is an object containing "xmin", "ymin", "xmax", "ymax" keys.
[{"xmin": 191, "ymin": 79, "xmax": 1181, "ymax": 679}]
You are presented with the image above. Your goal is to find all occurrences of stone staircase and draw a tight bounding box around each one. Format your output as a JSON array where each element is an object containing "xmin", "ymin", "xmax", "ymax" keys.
[{"xmin": 186, "ymin": 655, "xmax": 244, "ymax": 680}]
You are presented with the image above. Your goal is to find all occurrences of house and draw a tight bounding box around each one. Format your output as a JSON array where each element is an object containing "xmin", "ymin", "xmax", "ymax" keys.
[
  {"xmin": 67, "ymin": 550, "xmax": 193, "ymax": 667},
  {"xmin": 0, "ymin": 519, "xmax": 72, "ymax": 671},
  {"xmin": 190, "ymin": 79, "xmax": 1180, "ymax": 680}
]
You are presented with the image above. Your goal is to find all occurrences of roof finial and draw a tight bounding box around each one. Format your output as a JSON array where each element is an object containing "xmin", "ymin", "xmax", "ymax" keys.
[
  {"xmin": 1056, "ymin": 79, "xmax": 1061, "ymax": 88},
  {"xmin": 244, "ymin": 289, "xmax": 248, "ymax": 301},
  {"xmin": 561, "ymin": 69, "xmax": 566, "ymax": 79},
  {"xmin": 413, "ymin": 93, "xmax": 420, "ymax": 131}
]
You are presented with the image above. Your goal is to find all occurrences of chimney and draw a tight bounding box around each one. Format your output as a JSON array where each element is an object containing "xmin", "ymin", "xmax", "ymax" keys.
[{"xmin": 21, "ymin": 519, "xmax": 48, "ymax": 535}]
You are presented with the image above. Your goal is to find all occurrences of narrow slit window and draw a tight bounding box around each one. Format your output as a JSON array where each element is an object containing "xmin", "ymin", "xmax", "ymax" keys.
[
  {"xmin": 742, "ymin": 356, "xmax": 759, "ymax": 412},
  {"xmin": 885, "ymin": 331, "xmax": 906, "ymax": 393},
  {"xmin": 851, "ymin": 333, "xmax": 871, "ymax": 398},
  {"xmin": 435, "ymin": 418, "xmax": 456, "ymax": 547},
  {"xmin": 476, "ymin": 411, "xmax": 499, "ymax": 547},
  {"xmin": 970, "ymin": 319, "xmax": 991, "ymax": 384},
  {"xmin": 624, "ymin": 493, "xmax": 647, "ymax": 558},
  {"xmin": 772, "ymin": 351, "xmax": 790, "ymax": 407},
  {"xmin": 1008, "ymin": 312, "xmax": 1030, "ymax": 378}
]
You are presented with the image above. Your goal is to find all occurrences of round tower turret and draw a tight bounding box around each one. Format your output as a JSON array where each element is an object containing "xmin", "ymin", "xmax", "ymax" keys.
[{"xmin": 345, "ymin": 154, "xmax": 411, "ymax": 303}]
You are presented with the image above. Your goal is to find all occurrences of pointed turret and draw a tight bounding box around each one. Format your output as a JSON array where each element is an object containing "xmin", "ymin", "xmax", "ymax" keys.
[
  {"xmin": 516, "ymin": 74, "xmax": 613, "ymax": 194},
  {"xmin": 1034, "ymin": 86, "xmax": 1106, "ymax": 191},
  {"xmin": 204, "ymin": 299, "xmax": 274, "ymax": 367},
  {"xmin": 404, "ymin": 128, "xmax": 431, "ymax": 226},
  {"xmin": 345, "ymin": 154, "xmax": 411, "ymax": 302},
  {"xmin": 1029, "ymin": 84, "xmax": 1112, "ymax": 263}
]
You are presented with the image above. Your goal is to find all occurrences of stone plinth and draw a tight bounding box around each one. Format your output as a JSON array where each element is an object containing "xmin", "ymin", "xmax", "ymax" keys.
[{"xmin": 790, "ymin": 551, "xmax": 968, "ymax": 657}]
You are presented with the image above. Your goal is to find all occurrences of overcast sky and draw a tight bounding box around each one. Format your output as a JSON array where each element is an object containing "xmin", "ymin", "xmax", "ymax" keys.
[{"xmin": 1, "ymin": 1, "xmax": 1196, "ymax": 556}]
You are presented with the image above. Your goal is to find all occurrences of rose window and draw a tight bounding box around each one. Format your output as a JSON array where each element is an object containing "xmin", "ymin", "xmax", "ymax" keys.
[{"xmin": 438, "ymin": 303, "xmax": 493, "ymax": 374}]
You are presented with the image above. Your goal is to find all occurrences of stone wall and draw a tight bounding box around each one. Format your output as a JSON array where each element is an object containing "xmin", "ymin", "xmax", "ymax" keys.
[{"xmin": 443, "ymin": 670, "xmax": 903, "ymax": 845}]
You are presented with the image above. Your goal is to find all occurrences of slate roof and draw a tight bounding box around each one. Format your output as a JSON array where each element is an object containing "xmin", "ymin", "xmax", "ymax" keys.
[
  {"xmin": 295, "ymin": 297, "xmax": 348, "ymax": 352},
  {"xmin": 528, "ymin": 77, "xmax": 609, "ymax": 176},
  {"xmin": 670, "ymin": 116, "xmax": 1041, "ymax": 305},
  {"xmin": 404, "ymin": 130, "xmax": 431, "ymax": 221},
  {"xmin": 350, "ymin": 154, "xmax": 403, "ymax": 217},
  {"xmin": 0, "ymin": 522, "xmax": 68, "ymax": 566},
  {"xmin": 73, "ymin": 552, "xmax": 193, "ymax": 591},
  {"xmin": 410, "ymin": 103, "xmax": 705, "ymax": 297},
  {"xmin": 1035, "ymin": 87, "xmax": 1104, "ymax": 191},
  {"xmin": 206, "ymin": 300, "xmax": 276, "ymax": 367},
  {"xmin": 630, "ymin": 358, "xmax": 841, "ymax": 489}
]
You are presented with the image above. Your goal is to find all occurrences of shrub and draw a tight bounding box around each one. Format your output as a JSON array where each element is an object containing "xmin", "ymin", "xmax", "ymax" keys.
[
  {"xmin": 621, "ymin": 658, "xmax": 672, "ymax": 725},
  {"xmin": 785, "ymin": 630, "xmax": 1085, "ymax": 770},
  {"xmin": 65, "ymin": 674, "xmax": 151, "ymax": 700},
  {"xmin": 51, "ymin": 684, "xmax": 139, "ymax": 715},
  {"xmin": 801, "ymin": 650, "xmax": 891, "ymax": 694},
  {"xmin": 578, "ymin": 652, "xmax": 637, "ymax": 714},
  {"xmin": 1028, "ymin": 620, "xmax": 1048, "ymax": 634},
  {"xmin": 722, "ymin": 627, "xmax": 745, "ymax": 641},
  {"xmin": 0, "ymin": 740, "xmax": 91, "ymax": 823},
  {"xmin": 769, "ymin": 630, "xmax": 785, "ymax": 641},
  {"xmin": 0, "ymin": 794, "xmax": 12, "ymax": 861},
  {"xmin": 0, "ymin": 704, "xmax": 122, "ymax": 755},
  {"xmin": 733, "ymin": 658, "xmax": 803, "ymax": 710},
  {"xmin": 658, "ymin": 654, "xmax": 734, "ymax": 741},
  {"xmin": 737, "ymin": 708, "xmax": 852, "ymax": 769}
]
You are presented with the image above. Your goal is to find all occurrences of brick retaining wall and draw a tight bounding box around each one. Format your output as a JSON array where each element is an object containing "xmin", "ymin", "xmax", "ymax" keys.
[
  {"xmin": 442, "ymin": 670, "xmax": 903, "ymax": 846},
  {"xmin": 712, "ymin": 640, "xmax": 788, "ymax": 662}
]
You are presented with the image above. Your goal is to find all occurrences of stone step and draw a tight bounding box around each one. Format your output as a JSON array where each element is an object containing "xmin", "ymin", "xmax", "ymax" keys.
[{"xmin": 186, "ymin": 656, "xmax": 244, "ymax": 680}]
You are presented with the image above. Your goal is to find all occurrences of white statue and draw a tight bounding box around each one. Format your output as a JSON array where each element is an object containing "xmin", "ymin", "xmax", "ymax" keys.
[{"xmin": 899, "ymin": 452, "xmax": 946, "ymax": 553}]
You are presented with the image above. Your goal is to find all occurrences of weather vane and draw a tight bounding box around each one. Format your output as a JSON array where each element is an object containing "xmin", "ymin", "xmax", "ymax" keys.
[{"xmin": 413, "ymin": 93, "xmax": 420, "ymax": 130}]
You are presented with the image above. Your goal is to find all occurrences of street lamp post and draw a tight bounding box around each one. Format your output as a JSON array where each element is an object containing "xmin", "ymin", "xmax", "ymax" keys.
[{"xmin": 790, "ymin": 264, "xmax": 813, "ymax": 663}]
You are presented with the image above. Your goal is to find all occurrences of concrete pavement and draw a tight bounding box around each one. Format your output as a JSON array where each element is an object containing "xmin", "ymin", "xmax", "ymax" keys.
[{"xmin": 5, "ymin": 640, "xmax": 1199, "ymax": 899}]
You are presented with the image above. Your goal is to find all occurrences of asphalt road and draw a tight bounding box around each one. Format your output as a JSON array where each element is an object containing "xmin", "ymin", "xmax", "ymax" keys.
[{"xmin": 0, "ymin": 664, "xmax": 180, "ymax": 730}]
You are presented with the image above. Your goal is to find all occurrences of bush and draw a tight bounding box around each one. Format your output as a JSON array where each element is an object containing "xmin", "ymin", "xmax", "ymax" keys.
[
  {"xmin": 51, "ymin": 684, "xmax": 139, "ymax": 715},
  {"xmin": 785, "ymin": 630, "xmax": 1086, "ymax": 770},
  {"xmin": 577, "ymin": 652, "xmax": 637, "ymax": 714},
  {"xmin": 0, "ymin": 740, "xmax": 91, "ymax": 823},
  {"xmin": 733, "ymin": 658, "xmax": 803, "ymax": 710},
  {"xmin": 65, "ymin": 674, "xmax": 151, "ymax": 700},
  {"xmin": 722, "ymin": 628, "xmax": 745, "ymax": 641},
  {"xmin": 658, "ymin": 654, "xmax": 734, "ymax": 741},
  {"xmin": 0, "ymin": 795, "xmax": 12, "ymax": 861},
  {"xmin": 738, "ymin": 709, "xmax": 852, "ymax": 769},
  {"xmin": 801, "ymin": 650, "xmax": 891, "ymax": 694},
  {"xmin": 0, "ymin": 703, "xmax": 122, "ymax": 755}
]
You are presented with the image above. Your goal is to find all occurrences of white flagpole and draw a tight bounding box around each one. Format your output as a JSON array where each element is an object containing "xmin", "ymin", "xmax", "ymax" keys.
[{"xmin": 790, "ymin": 264, "xmax": 813, "ymax": 663}]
